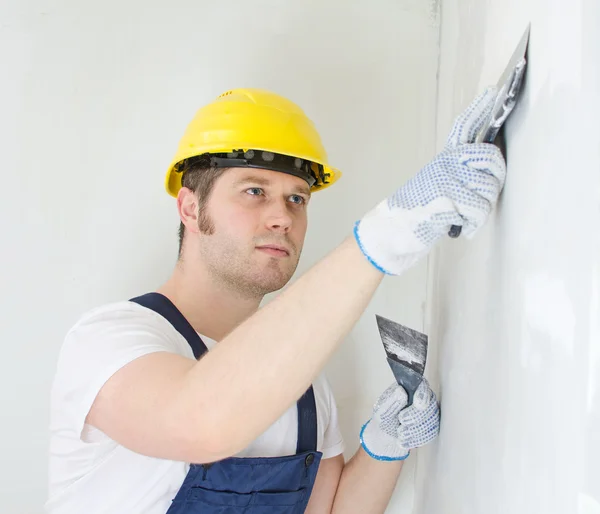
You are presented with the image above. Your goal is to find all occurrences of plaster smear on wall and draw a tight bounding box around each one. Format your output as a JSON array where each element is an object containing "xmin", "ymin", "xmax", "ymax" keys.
[{"xmin": 427, "ymin": 0, "xmax": 440, "ymax": 26}]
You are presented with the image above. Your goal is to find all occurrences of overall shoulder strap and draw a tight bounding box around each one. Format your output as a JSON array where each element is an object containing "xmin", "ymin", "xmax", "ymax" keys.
[
  {"xmin": 296, "ymin": 386, "xmax": 318, "ymax": 454},
  {"xmin": 129, "ymin": 292, "xmax": 209, "ymax": 359}
]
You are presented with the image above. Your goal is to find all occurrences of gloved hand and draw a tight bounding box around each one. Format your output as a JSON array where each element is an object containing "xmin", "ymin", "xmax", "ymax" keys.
[
  {"xmin": 354, "ymin": 87, "xmax": 507, "ymax": 275},
  {"xmin": 360, "ymin": 378, "xmax": 440, "ymax": 461}
]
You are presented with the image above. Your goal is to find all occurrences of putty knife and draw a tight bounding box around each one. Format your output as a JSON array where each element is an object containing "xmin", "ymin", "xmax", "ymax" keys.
[
  {"xmin": 449, "ymin": 23, "xmax": 531, "ymax": 238},
  {"xmin": 376, "ymin": 314, "xmax": 428, "ymax": 406}
]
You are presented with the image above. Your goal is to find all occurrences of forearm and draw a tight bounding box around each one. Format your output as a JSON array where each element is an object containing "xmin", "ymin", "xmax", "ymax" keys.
[
  {"xmin": 176, "ymin": 236, "xmax": 384, "ymax": 459},
  {"xmin": 331, "ymin": 447, "xmax": 403, "ymax": 513}
]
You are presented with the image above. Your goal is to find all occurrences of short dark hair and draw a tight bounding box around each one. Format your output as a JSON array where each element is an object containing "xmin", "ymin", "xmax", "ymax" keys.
[{"xmin": 177, "ymin": 155, "xmax": 228, "ymax": 258}]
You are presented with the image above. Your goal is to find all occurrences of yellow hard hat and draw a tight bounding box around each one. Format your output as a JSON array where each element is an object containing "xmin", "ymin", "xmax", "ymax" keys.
[{"xmin": 165, "ymin": 88, "xmax": 342, "ymax": 197}]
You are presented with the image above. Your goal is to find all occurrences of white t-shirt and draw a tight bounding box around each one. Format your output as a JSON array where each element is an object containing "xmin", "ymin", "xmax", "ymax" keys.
[{"xmin": 45, "ymin": 300, "xmax": 345, "ymax": 514}]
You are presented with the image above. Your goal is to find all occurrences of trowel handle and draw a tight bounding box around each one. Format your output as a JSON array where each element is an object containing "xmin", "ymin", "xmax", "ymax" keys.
[
  {"xmin": 448, "ymin": 225, "xmax": 462, "ymax": 238},
  {"xmin": 405, "ymin": 388, "xmax": 415, "ymax": 408},
  {"xmin": 386, "ymin": 357, "xmax": 423, "ymax": 409}
]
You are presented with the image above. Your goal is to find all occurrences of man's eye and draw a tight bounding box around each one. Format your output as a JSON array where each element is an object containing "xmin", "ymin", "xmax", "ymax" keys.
[
  {"xmin": 246, "ymin": 188, "xmax": 263, "ymax": 196},
  {"xmin": 289, "ymin": 195, "xmax": 306, "ymax": 205}
]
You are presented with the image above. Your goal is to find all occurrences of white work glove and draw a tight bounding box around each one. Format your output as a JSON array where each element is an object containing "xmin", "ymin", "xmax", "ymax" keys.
[
  {"xmin": 360, "ymin": 378, "xmax": 440, "ymax": 461},
  {"xmin": 354, "ymin": 87, "xmax": 507, "ymax": 275}
]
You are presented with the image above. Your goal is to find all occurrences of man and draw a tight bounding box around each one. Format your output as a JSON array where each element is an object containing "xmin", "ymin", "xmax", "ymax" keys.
[{"xmin": 46, "ymin": 87, "xmax": 505, "ymax": 513}]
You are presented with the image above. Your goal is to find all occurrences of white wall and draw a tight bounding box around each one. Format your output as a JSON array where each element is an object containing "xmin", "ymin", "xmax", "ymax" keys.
[
  {"xmin": 415, "ymin": 0, "xmax": 600, "ymax": 513},
  {"xmin": 0, "ymin": 1, "xmax": 440, "ymax": 511}
]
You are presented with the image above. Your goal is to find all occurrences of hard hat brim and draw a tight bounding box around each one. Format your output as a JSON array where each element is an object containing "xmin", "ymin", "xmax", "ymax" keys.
[{"xmin": 165, "ymin": 149, "xmax": 341, "ymax": 198}]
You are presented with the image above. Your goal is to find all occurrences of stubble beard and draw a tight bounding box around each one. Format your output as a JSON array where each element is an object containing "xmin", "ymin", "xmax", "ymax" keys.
[{"xmin": 197, "ymin": 207, "xmax": 300, "ymax": 299}]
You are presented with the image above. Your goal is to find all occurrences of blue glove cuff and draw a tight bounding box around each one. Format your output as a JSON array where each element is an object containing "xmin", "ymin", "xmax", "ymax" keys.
[
  {"xmin": 359, "ymin": 420, "xmax": 410, "ymax": 462},
  {"xmin": 353, "ymin": 221, "xmax": 394, "ymax": 275}
]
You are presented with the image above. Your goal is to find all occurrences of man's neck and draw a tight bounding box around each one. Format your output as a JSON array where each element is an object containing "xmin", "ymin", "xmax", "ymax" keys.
[{"xmin": 156, "ymin": 260, "xmax": 262, "ymax": 342}]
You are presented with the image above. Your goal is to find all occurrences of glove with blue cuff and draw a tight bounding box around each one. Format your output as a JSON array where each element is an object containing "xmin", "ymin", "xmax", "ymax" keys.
[
  {"xmin": 360, "ymin": 378, "xmax": 440, "ymax": 461},
  {"xmin": 354, "ymin": 87, "xmax": 507, "ymax": 276}
]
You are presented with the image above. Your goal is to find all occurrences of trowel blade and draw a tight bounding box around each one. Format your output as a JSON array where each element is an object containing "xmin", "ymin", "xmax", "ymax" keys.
[
  {"xmin": 375, "ymin": 315, "xmax": 428, "ymax": 405},
  {"xmin": 450, "ymin": 23, "xmax": 530, "ymax": 239},
  {"xmin": 476, "ymin": 23, "xmax": 531, "ymax": 145}
]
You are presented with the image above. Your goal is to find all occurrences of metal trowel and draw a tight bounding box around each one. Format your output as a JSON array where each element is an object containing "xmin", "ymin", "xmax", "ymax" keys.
[
  {"xmin": 449, "ymin": 23, "xmax": 531, "ymax": 238},
  {"xmin": 375, "ymin": 315, "xmax": 428, "ymax": 406}
]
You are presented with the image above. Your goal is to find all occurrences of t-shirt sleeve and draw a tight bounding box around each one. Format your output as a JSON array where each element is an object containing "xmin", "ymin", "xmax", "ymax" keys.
[
  {"xmin": 320, "ymin": 377, "xmax": 345, "ymax": 459},
  {"xmin": 51, "ymin": 302, "xmax": 192, "ymax": 442}
]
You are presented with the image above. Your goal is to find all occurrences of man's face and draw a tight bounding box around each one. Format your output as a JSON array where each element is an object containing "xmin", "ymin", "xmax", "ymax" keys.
[{"xmin": 194, "ymin": 167, "xmax": 310, "ymax": 297}]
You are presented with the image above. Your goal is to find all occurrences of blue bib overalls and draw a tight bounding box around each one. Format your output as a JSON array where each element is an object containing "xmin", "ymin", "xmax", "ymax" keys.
[{"xmin": 130, "ymin": 293, "xmax": 322, "ymax": 513}]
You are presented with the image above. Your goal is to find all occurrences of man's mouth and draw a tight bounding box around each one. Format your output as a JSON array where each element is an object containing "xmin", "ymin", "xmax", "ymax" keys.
[{"xmin": 255, "ymin": 244, "xmax": 290, "ymax": 257}]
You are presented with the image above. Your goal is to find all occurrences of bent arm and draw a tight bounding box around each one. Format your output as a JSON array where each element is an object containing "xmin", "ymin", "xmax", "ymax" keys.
[{"xmin": 87, "ymin": 236, "xmax": 383, "ymax": 462}]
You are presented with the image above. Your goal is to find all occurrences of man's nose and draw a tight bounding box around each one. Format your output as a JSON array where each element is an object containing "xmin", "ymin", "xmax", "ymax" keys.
[{"xmin": 264, "ymin": 198, "xmax": 293, "ymax": 233}]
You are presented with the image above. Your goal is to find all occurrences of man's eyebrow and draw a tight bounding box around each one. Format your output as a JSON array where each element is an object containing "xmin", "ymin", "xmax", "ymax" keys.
[
  {"xmin": 233, "ymin": 175, "xmax": 271, "ymax": 186},
  {"xmin": 293, "ymin": 186, "xmax": 311, "ymax": 197},
  {"xmin": 233, "ymin": 175, "xmax": 311, "ymax": 196}
]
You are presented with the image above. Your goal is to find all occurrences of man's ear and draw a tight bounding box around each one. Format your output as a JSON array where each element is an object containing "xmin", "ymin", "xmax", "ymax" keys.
[{"xmin": 177, "ymin": 187, "xmax": 199, "ymax": 234}]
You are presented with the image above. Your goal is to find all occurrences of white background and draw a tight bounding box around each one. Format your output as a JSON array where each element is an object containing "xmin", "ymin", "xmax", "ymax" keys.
[{"xmin": 0, "ymin": 1, "xmax": 439, "ymax": 512}]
